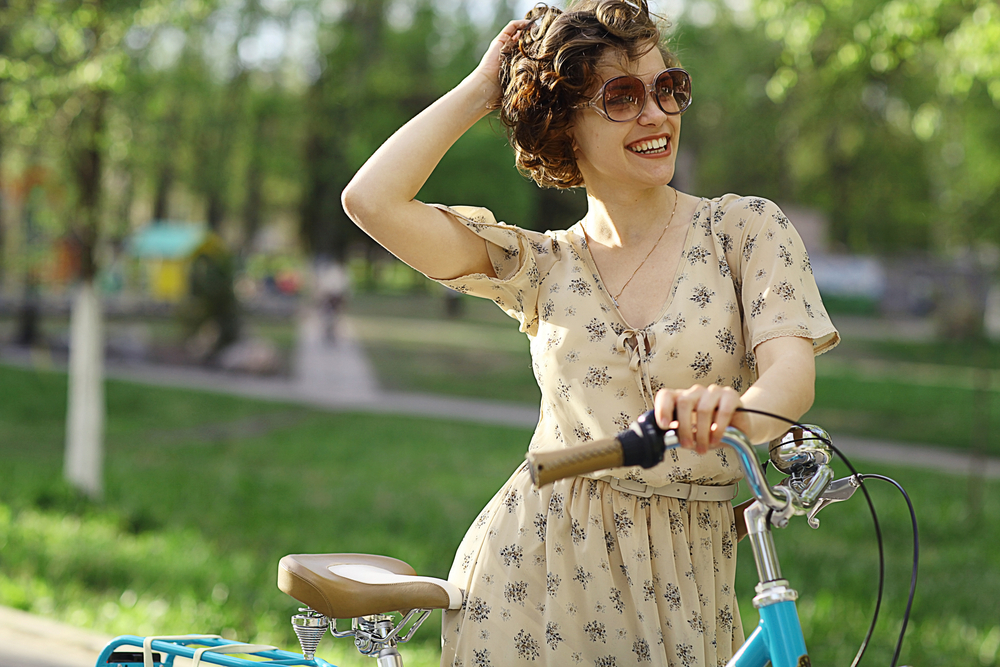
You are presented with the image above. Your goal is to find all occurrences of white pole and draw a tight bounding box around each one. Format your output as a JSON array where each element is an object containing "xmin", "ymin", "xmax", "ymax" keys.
[{"xmin": 64, "ymin": 280, "xmax": 105, "ymax": 499}]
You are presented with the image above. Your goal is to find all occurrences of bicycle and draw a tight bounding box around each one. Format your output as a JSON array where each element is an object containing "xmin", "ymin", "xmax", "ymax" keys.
[{"xmin": 94, "ymin": 409, "xmax": 917, "ymax": 667}]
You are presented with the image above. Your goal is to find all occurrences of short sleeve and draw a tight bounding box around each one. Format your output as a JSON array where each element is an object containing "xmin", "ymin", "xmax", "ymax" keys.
[
  {"xmin": 428, "ymin": 204, "xmax": 559, "ymax": 336},
  {"xmin": 718, "ymin": 196, "xmax": 839, "ymax": 356}
]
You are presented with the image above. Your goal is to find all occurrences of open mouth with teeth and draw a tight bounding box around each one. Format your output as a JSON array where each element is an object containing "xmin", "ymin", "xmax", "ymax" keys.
[{"xmin": 628, "ymin": 136, "xmax": 671, "ymax": 155}]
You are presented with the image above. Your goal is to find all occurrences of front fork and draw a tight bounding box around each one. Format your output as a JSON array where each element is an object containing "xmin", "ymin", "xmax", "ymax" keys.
[{"xmin": 726, "ymin": 501, "xmax": 811, "ymax": 667}]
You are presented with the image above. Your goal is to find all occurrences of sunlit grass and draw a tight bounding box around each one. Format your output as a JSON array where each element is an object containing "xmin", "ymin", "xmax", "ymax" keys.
[{"xmin": 0, "ymin": 363, "xmax": 528, "ymax": 657}]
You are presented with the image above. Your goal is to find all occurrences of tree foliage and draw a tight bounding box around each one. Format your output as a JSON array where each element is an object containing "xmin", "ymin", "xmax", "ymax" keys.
[
  {"xmin": 1, "ymin": 0, "xmax": 996, "ymax": 275},
  {"xmin": 744, "ymin": 0, "xmax": 998, "ymax": 250},
  {"xmin": 0, "ymin": 0, "xmax": 218, "ymax": 277}
]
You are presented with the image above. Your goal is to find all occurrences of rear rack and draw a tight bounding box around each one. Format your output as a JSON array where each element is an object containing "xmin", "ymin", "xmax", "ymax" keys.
[{"xmin": 98, "ymin": 635, "xmax": 335, "ymax": 667}]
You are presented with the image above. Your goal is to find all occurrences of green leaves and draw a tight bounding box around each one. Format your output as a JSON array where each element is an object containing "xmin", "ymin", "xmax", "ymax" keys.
[
  {"xmin": 752, "ymin": 0, "xmax": 1000, "ymax": 113},
  {"xmin": 679, "ymin": 0, "xmax": 998, "ymax": 251}
]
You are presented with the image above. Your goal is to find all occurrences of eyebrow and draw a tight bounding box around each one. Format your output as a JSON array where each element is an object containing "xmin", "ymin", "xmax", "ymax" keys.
[{"xmin": 600, "ymin": 68, "xmax": 662, "ymax": 82}]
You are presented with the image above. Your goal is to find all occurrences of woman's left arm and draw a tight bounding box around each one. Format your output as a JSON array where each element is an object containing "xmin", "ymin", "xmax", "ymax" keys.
[
  {"xmin": 653, "ymin": 335, "xmax": 816, "ymax": 453},
  {"xmin": 737, "ymin": 334, "xmax": 816, "ymax": 444},
  {"xmin": 725, "ymin": 335, "xmax": 817, "ymax": 543}
]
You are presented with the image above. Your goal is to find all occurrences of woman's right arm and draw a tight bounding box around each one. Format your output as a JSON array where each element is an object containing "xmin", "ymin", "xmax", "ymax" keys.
[{"xmin": 341, "ymin": 19, "xmax": 530, "ymax": 281}]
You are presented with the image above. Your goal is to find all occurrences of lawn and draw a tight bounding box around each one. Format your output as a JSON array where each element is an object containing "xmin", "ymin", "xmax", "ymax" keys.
[
  {"xmin": 0, "ymin": 363, "xmax": 997, "ymax": 666},
  {"xmin": 0, "ymin": 363, "xmax": 529, "ymax": 666}
]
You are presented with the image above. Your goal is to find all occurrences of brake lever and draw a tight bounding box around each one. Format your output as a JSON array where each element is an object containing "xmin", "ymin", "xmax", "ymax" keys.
[{"xmin": 806, "ymin": 475, "xmax": 861, "ymax": 528}]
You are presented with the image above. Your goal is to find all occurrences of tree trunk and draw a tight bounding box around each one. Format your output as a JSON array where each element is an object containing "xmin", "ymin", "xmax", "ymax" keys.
[
  {"xmin": 152, "ymin": 163, "xmax": 173, "ymax": 222},
  {"xmin": 14, "ymin": 276, "xmax": 40, "ymax": 346},
  {"xmin": 300, "ymin": 0, "xmax": 386, "ymax": 261},
  {"xmin": 15, "ymin": 185, "xmax": 41, "ymax": 347},
  {"xmin": 242, "ymin": 109, "xmax": 264, "ymax": 253},
  {"xmin": 0, "ymin": 0, "xmax": 8, "ymax": 286},
  {"xmin": 64, "ymin": 79, "xmax": 107, "ymax": 497},
  {"xmin": 64, "ymin": 280, "xmax": 105, "ymax": 499},
  {"xmin": 0, "ymin": 125, "xmax": 5, "ymax": 287},
  {"xmin": 206, "ymin": 191, "xmax": 225, "ymax": 231}
]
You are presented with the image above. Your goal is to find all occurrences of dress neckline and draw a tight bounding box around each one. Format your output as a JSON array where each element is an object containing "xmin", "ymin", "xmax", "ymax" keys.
[{"xmin": 570, "ymin": 198, "xmax": 708, "ymax": 331}]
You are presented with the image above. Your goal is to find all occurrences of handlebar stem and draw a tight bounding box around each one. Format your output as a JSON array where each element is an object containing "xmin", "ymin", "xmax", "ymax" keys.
[{"xmin": 744, "ymin": 500, "xmax": 783, "ymax": 583}]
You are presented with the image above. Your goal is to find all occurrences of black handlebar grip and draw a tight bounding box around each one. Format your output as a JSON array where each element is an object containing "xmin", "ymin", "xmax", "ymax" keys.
[{"xmin": 617, "ymin": 409, "xmax": 671, "ymax": 469}]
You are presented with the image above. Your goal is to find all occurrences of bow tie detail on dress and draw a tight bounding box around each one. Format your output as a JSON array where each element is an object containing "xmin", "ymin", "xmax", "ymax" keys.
[{"xmin": 616, "ymin": 327, "xmax": 657, "ymax": 409}]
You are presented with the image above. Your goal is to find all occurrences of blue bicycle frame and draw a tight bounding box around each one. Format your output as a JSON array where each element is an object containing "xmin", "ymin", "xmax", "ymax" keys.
[
  {"xmin": 731, "ymin": 596, "xmax": 810, "ymax": 667},
  {"xmin": 726, "ymin": 501, "xmax": 813, "ymax": 667}
]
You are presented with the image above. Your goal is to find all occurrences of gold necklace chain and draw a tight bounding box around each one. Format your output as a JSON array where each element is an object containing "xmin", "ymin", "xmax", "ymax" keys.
[{"xmin": 599, "ymin": 188, "xmax": 679, "ymax": 307}]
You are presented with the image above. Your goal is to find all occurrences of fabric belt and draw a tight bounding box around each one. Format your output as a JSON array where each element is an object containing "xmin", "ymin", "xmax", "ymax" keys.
[{"xmin": 599, "ymin": 476, "xmax": 739, "ymax": 501}]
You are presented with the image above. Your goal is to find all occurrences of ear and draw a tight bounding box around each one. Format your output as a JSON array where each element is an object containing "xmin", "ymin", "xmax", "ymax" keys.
[{"xmin": 567, "ymin": 127, "xmax": 579, "ymax": 154}]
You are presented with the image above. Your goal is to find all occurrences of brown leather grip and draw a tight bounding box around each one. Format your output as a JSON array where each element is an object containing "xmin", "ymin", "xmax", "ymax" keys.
[{"xmin": 526, "ymin": 437, "xmax": 624, "ymax": 487}]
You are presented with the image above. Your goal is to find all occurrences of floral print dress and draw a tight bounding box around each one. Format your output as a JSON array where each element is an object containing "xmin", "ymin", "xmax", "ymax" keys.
[{"xmin": 430, "ymin": 194, "xmax": 839, "ymax": 667}]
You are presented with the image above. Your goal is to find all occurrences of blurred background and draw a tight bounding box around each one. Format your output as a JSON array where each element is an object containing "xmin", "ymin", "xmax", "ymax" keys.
[{"xmin": 0, "ymin": 0, "xmax": 998, "ymax": 666}]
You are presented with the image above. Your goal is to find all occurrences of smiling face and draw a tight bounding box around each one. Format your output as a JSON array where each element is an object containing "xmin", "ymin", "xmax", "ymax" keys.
[{"xmin": 570, "ymin": 47, "xmax": 682, "ymax": 198}]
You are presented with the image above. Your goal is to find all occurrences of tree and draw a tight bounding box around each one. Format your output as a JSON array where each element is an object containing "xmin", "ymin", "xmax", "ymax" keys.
[
  {"xmin": 0, "ymin": 0, "xmax": 213, "ymax": 498},
  {"xmin": 299, "ymin": 0, "xmax": 391, "ymax": 261},
  {"xmin": 744, "ymin": 0, "xmax": 1000, "ymax": 250}
]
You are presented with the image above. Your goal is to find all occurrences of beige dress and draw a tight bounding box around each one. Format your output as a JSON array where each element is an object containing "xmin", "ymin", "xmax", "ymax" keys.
[{"xmin": 431, "ymin": 194, "xmax": 839, "ymax": 667}]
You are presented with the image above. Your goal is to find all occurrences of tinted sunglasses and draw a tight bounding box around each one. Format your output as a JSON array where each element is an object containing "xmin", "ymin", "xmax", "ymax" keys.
[{"xmin": 575, "ymin": 68, "xmax": 693, "ymax": 122}]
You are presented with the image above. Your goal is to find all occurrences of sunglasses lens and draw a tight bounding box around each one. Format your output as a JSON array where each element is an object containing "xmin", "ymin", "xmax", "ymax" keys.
[
  {"xmin": 655, "ymin": 70, "xmax": 692, "ymax": 114},
  {"xmin": 602, "ymin": 76, "xmax": 646, "ymax": 121}
]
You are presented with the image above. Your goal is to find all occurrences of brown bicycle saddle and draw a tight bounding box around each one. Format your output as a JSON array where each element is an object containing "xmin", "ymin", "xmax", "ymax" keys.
[{"xmin": 277, "ymin": 553, "xmax": 464, "ymax": 619}]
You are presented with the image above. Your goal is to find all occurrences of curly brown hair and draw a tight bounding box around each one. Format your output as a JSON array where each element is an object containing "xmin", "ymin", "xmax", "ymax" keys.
[{"xmin": 498, "ymin": 0, "xmax": 679, "ymax": 189}]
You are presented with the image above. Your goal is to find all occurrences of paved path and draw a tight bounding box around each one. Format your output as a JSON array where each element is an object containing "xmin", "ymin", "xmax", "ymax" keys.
[
  {"xmin": 107, "ymin": 310, "xmax": 539, "ymax": 427},
  {"xmin": 2, "ymin": 308, "xmax": 999, "ymax": 667},
  {"xmin": 0, "ymin": 607, "xmax": 110, "ymax": 667}
]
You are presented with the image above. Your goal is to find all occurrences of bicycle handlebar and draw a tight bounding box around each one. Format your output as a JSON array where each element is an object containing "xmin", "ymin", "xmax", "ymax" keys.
[{"xmin": 526, "ymin": 409, "xmax": 839, "ymax": 521}]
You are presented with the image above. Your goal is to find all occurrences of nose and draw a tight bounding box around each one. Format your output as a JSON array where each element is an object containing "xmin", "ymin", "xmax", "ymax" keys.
[{"xmin": 637, "ymin": 89, "xmax": 670, "ymax": 124}]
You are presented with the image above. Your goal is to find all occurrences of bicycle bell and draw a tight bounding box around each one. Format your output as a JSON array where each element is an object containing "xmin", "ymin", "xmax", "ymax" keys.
[{"xmin": 769, "ymin": 424, "xmax": 833, "ymax": 476}]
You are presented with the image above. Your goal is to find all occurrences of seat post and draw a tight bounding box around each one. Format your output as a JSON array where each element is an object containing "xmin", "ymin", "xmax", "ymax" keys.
[{"xmin": 376, "ymin": 646, "xmax": 403, "ymax": 667}]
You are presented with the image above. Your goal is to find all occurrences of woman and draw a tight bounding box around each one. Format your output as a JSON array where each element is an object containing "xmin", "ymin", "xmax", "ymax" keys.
[{"xmin": 342, "ymin": 2, "xmax": 839, "ymax": 665}]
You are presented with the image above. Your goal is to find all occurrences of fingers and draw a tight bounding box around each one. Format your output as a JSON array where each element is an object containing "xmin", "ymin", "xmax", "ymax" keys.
[
  {"xmin": 477, "ymin": 18, "xmax": 533, "ymax": 88},
  {"xmin": 654, "ymin": 385, "xmax": 743, "ymax": 455},
  {"xmin": 495, "ymin": 18, "xmax": 532, "ymax": 52},
  {"xmin": 674, "ymin": 386, "xmax": 701, "ymax": 451},
  {"xmin": 706, "ymin": 387, "xmax": 741, "ymax": 450},
  {"xmin": 653, "ymin": 390, "xmax": 678, "ymax": 432}
]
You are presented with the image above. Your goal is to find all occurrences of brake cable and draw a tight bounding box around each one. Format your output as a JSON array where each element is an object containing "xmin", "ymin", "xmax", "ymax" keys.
[{"xmin": 734, "ymin": 407, "xmax": 919, "ymax": 667}]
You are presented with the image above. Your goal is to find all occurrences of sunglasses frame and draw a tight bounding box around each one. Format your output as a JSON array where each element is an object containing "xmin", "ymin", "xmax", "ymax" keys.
[{"xmin": 574, "ymin": 68, "xmax": 693, "ymax": 122}]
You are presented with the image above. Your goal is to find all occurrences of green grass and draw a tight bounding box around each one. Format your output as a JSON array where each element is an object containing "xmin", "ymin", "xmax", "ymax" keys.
[
  {"xmin": 0, "ymin": 364, "xmax": 529, "ymax": 666},
  {"xmin": 0, "ymin": 362, "xmax": 998, "ymax": 665},
  {"xmin": 363, "ymin": 340, "xmax": 540, "ymax": 404},
  {"xmin": 856, "ymin": 337, "xmax": 1000, "ymax": 369},
  {"xmin": 733, "ymin": 461, "xmax": 1000, "ymax": 666},
  {"xmin": 0, "ymin": 312, "xmax": 298, "ymax": 372},
  {"xmin": 820, "ymin": 294, "xmax": 881, "ymax": 316},
  {"xmin": 347, "ymin": 291, "xmax": 541, "ymax": 405}
]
